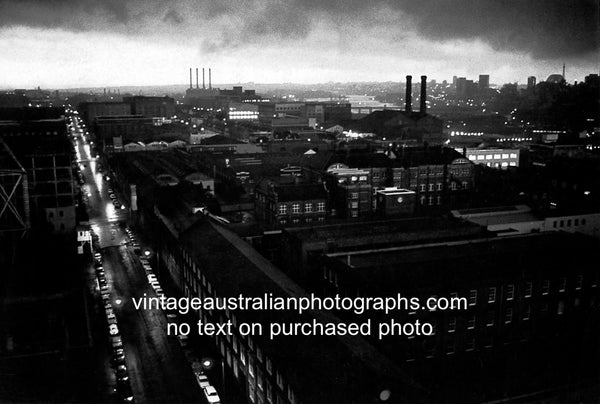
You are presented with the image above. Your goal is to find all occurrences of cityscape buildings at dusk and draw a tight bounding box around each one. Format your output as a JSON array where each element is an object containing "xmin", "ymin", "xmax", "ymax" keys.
[{"xmin": 1, "ymin": 1, "xmax": 599, "ymax": 403}]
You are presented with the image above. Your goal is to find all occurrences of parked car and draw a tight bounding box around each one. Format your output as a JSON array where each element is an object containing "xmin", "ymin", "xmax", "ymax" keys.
[{"xmin": 203, "ymin": 386, "xmax": 221, "ymax": 404}]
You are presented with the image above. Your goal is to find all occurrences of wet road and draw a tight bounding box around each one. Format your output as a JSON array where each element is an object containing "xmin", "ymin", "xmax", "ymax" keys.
[{"xmin": 71, "ymin": 114, "xmax": 203, "ymax": 403}]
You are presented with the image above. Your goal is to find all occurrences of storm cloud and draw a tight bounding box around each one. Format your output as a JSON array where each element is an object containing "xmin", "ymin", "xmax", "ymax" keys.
[{"xmin": 0, "ymin": 0, "xmax": 597, "ymax": 60}]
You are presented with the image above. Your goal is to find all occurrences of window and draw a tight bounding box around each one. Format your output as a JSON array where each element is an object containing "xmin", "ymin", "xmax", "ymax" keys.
[
  {"xmin": 304, "ymin": 203, "xmax": 312, "ymax": 212},
  {"xmin": 451, "ymin": 182, "xmax": 457, "ymax": 191},
  {"xmin": 436, "ymin": 183, "xmax": 442, "ymax": 191},
  {"xmin": 59, "ymin": 210, "xmax": 64, "ymax": 217},
  {"xmin": 287, "ymin": 388, "xmax": 296, "ymax": 404},
  {"xmin": 351, "ymin": 211, "xmax": 358, "ymax": 218},
  {"xmin": 582, "ymin": 219, "xmax": 587, "ymax": 225},
  {"xmin": 317, "ymin": 202, "xmax": 325, "ymax": 212},
  {"xmin": 467, "ymin": 314, "xmax": 476, "ymax": 330},
  {"xmin": 419, "ymin": 184, "xmax": 426, "ymax": 192},
  {"xmin": 266, "ymin": 358, "xmax": 272, "ymax": 375},
  {"xmin": 468, "ymin": 290, "xmax": 477, "ymax": 306},
  {"xmin": 351, "ymin": 201, "xmax": 358, "ymax": 209},
  {"xmin": 557, "ymin": 301, "xmax": 565, "ymax": 315},
  {"xmin": 447, "ymin": 317, "xmax": 456, "ymax": 333},
  {"xmin": 504, "ymin": 308, "xmax": 513, "ymax": 324},
  {"xmin": 522, "ymin": 305, "xmax": 531, "ymax": 321},
  {"xmin": 542, "ymin": 280, "xmax": 550, "ymax": 295},
  {"xmin": 487, "ymin": 287, "xmax": 496, "ymax": 303},
  {"xmin": 485, "ymin": 154, "xmax": 493, "ymax": 160},
  {"xmin": 420, "ymin": 196, "xmax": 426, "ymax": 205},
  {"xmin": 465, "ymin": 336, "xmax": 475, "ymax": 351},
  {"xmin": 575, "ymin": 274, "xmax": 583, "ymax": 290},
  {"xmin": 502, "ymin": 153, "xmax": 509, "ymax": 159},
  {"xmin": 428, "ymin": 196, "xmax": 434, "ymax": 206},
  {"xmin": 276, "ymin": 371, "xmax": 284, "ymax": 390},
  {"xmin": 574, "ymin": 218, "xmax": 579, "ymax": 226},
  {"xmin": 359, "ymin": 176, "xmax": 367, "ymax": 181},
  {"xmin": 486, "ymin": 311, "xmax": 495, "ymax": 327},
  {"xmin": 462, "ymin": 181, "xmax": 468, "ymax": 189},
  {"xmin": 494, "ymin": 154, "xmax": 501, "ymax": 159},
  {"xmin": 567, "ymin": 219, "xmax": 572, "ymax": 226},
  {"xmin": 477, "ymin": 155, "xmax": 485, "ymax": 161},
  {"xmin": 446, "ymin": 339, "xmax": 455, "ymax": 355},
  {"xmin": 436, "ymin": 195, "xmax": 442, "ymax": 205},
  {"xmin": 506, "ymin": 284, "xmax": 514, "ymax": 301},
  {"xmin": 278, "ymin": 205, "xmax": 287, "ymax": 215},
  {"xmin": 558, "ymin": 277, "xmax": 567, "ymax": 292},
  {"xmin": 351, "ymin": 192, "xmax": 358, "ymax": 199},
  {"xmin": 292, "ymin": 203, "xmax": 300, "ymax": 214},
  {"xmin": 524, "ymin": 281, "xmax": 533, "ymax": 298},
  {"xmin": 428, "ymin": 184, "xmax": 434, "ymax": 191}
]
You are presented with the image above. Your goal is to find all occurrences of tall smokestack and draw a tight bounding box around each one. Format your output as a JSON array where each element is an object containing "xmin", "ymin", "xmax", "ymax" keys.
[
  {"xmin": 202, "ymin": 68, "xmax": 206, "ymax": 89},
  {"xmin": 405, "ymin": 75, "xmax": 412, "ymax": 113},
  {"xmin": 196, "ymin": 68, "xmax": 199, "ymax": 89},
  {"xmin": 189, "ymin": 68, "xmax": 192, "ymax": 89},
  {"xmin": 209, "ymin": 68, "xmax": 212, "ymax": 90},
  {"xmin": 420, "ymin": 75, "xmax": 427, "ymax": 113},
  {"xmin": 562, "ymin": 63, "xmax": 566, "ymax": 81}
]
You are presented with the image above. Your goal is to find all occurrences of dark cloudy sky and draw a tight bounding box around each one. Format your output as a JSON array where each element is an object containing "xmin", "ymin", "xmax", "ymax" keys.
[{"xmin": 0, "ymin": 0, "xmax": 598, "ymax": 88}]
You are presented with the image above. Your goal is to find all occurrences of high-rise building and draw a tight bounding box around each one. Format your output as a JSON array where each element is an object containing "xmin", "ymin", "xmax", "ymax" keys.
[{"xmin": 478, "ymin": 74, "xmax": 490, "ymax": 91}]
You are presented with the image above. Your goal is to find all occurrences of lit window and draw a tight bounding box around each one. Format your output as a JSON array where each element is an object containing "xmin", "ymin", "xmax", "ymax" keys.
[
  {"xmin": 428, "ymin": 184, "xmax": 434, "ymax": 191},
  {"xmin": 524, "ymin": 281, "xmax": 532, "ymax": 297},
  {"xmin": 542, "ymin": 280, "xmax": 550, "ymax": 295},
  {"xmin": 510, "ymin": 153, "xmax": 517, "ymax": 158},
  {"xmin": 477, "ymin": 155, "xmax": 485, "ymax": 161},
  {"xmin": 292, "ymin": 203, "xmax": 300, "ymax": 214},
  {"xmin": 494, "ymin": 154, "xmax": 501, "ymax": 159},
  {"xmin": 558, "ymin": 277, "xmax": 566, "ymax": 292},
  {"xmin": 351, "ymin": 192, "xmax": 358, "ymax": 199},
  {"xmin": 317, "ymin": 202, "xmax": 325, "ymax": 212},
  {"xmin": 351, "ymin": 201, "xmax": 358, "ymax": 209},
  {"xmin": 504, "ymin": 308, "xmax": 513, "ymax": 324},
  {"xmin": 506, "ymin": 284, "xmax": 514, "ymax": 301},
  {"xmin": 359, "ymin": 176, "xmax": 367, "ymax": 181},
  {"xmin": 419, "ymin": 184, "xmax": 426, "ymax": 192},
  {"xmin": 501, "ymin": 154, "xmax": 509, "ymax": 159},
  {"xmin": 447, "ymin": 317, "xmax": 456, "ymax": 333},
  {"xmin": 487, "ymin": 287, "xmax": 496, "ymax": 303},
  {"xmin": 305, "ymin": 203, "xmax": 312, "ymax": 212},
  {"xmin": 467, "ymin": 314, "xmax": 476, "ymax": 329},
  {"xmin": 451, "ymin": 183, "xmax": 457, "ymax": 190},
  {"xmin": 278, "ymin": 205, "xmax": 287, "ymax": 215},
  {"xmin": 468, "ymin": 290, "xmax": 477, "ymax": 306},
  {"xmin": 436, "ymin": 183, "xmax": 442, "ymax": 191}
]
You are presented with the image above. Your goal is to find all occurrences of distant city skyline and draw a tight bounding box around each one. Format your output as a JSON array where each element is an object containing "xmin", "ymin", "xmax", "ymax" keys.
[{"xmin": 0, "ymin": 0, "xmax": 597, "ymax": 88}]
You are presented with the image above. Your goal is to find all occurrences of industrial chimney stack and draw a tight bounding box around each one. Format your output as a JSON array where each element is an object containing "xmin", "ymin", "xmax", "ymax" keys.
[
  {"xmin": 196, "ymin": 68, "xmax": 199, "ymax": 89},
  {"xmin": 202, "ymin": 68, "xmax": 206, "ymax": 89},
  {"xmin": 189, "ymin": 68, "xmax": 193, "ymax": 89},
  {"xmin": 405, "ymin": 75, "xmax": 412, "ymax": 113},
  {"xmin": 420, "ymin": 75, "xmax": 427, "ymax": 114},
  {"xmin": 209, "ymin": 68, "xmax": 212, "ymax": 90}
]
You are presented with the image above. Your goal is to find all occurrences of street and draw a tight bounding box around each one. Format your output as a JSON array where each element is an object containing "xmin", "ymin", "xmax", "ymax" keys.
[{"xmin": 71, "ymin": 115, "xmax": 203, "ymax": 404}]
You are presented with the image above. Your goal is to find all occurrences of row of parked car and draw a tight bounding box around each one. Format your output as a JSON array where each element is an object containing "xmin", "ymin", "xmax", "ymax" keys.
[
  {"xmin": 93, "ymin": 248, "xmax": 134, "ymax": 403},
  {"xmin": 108, "ymin": 187, "xmax": 124, "ymax": 210},
  {"xmin": 132, "ymin": 235, "xmax": 221, "ymax": 404}
]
